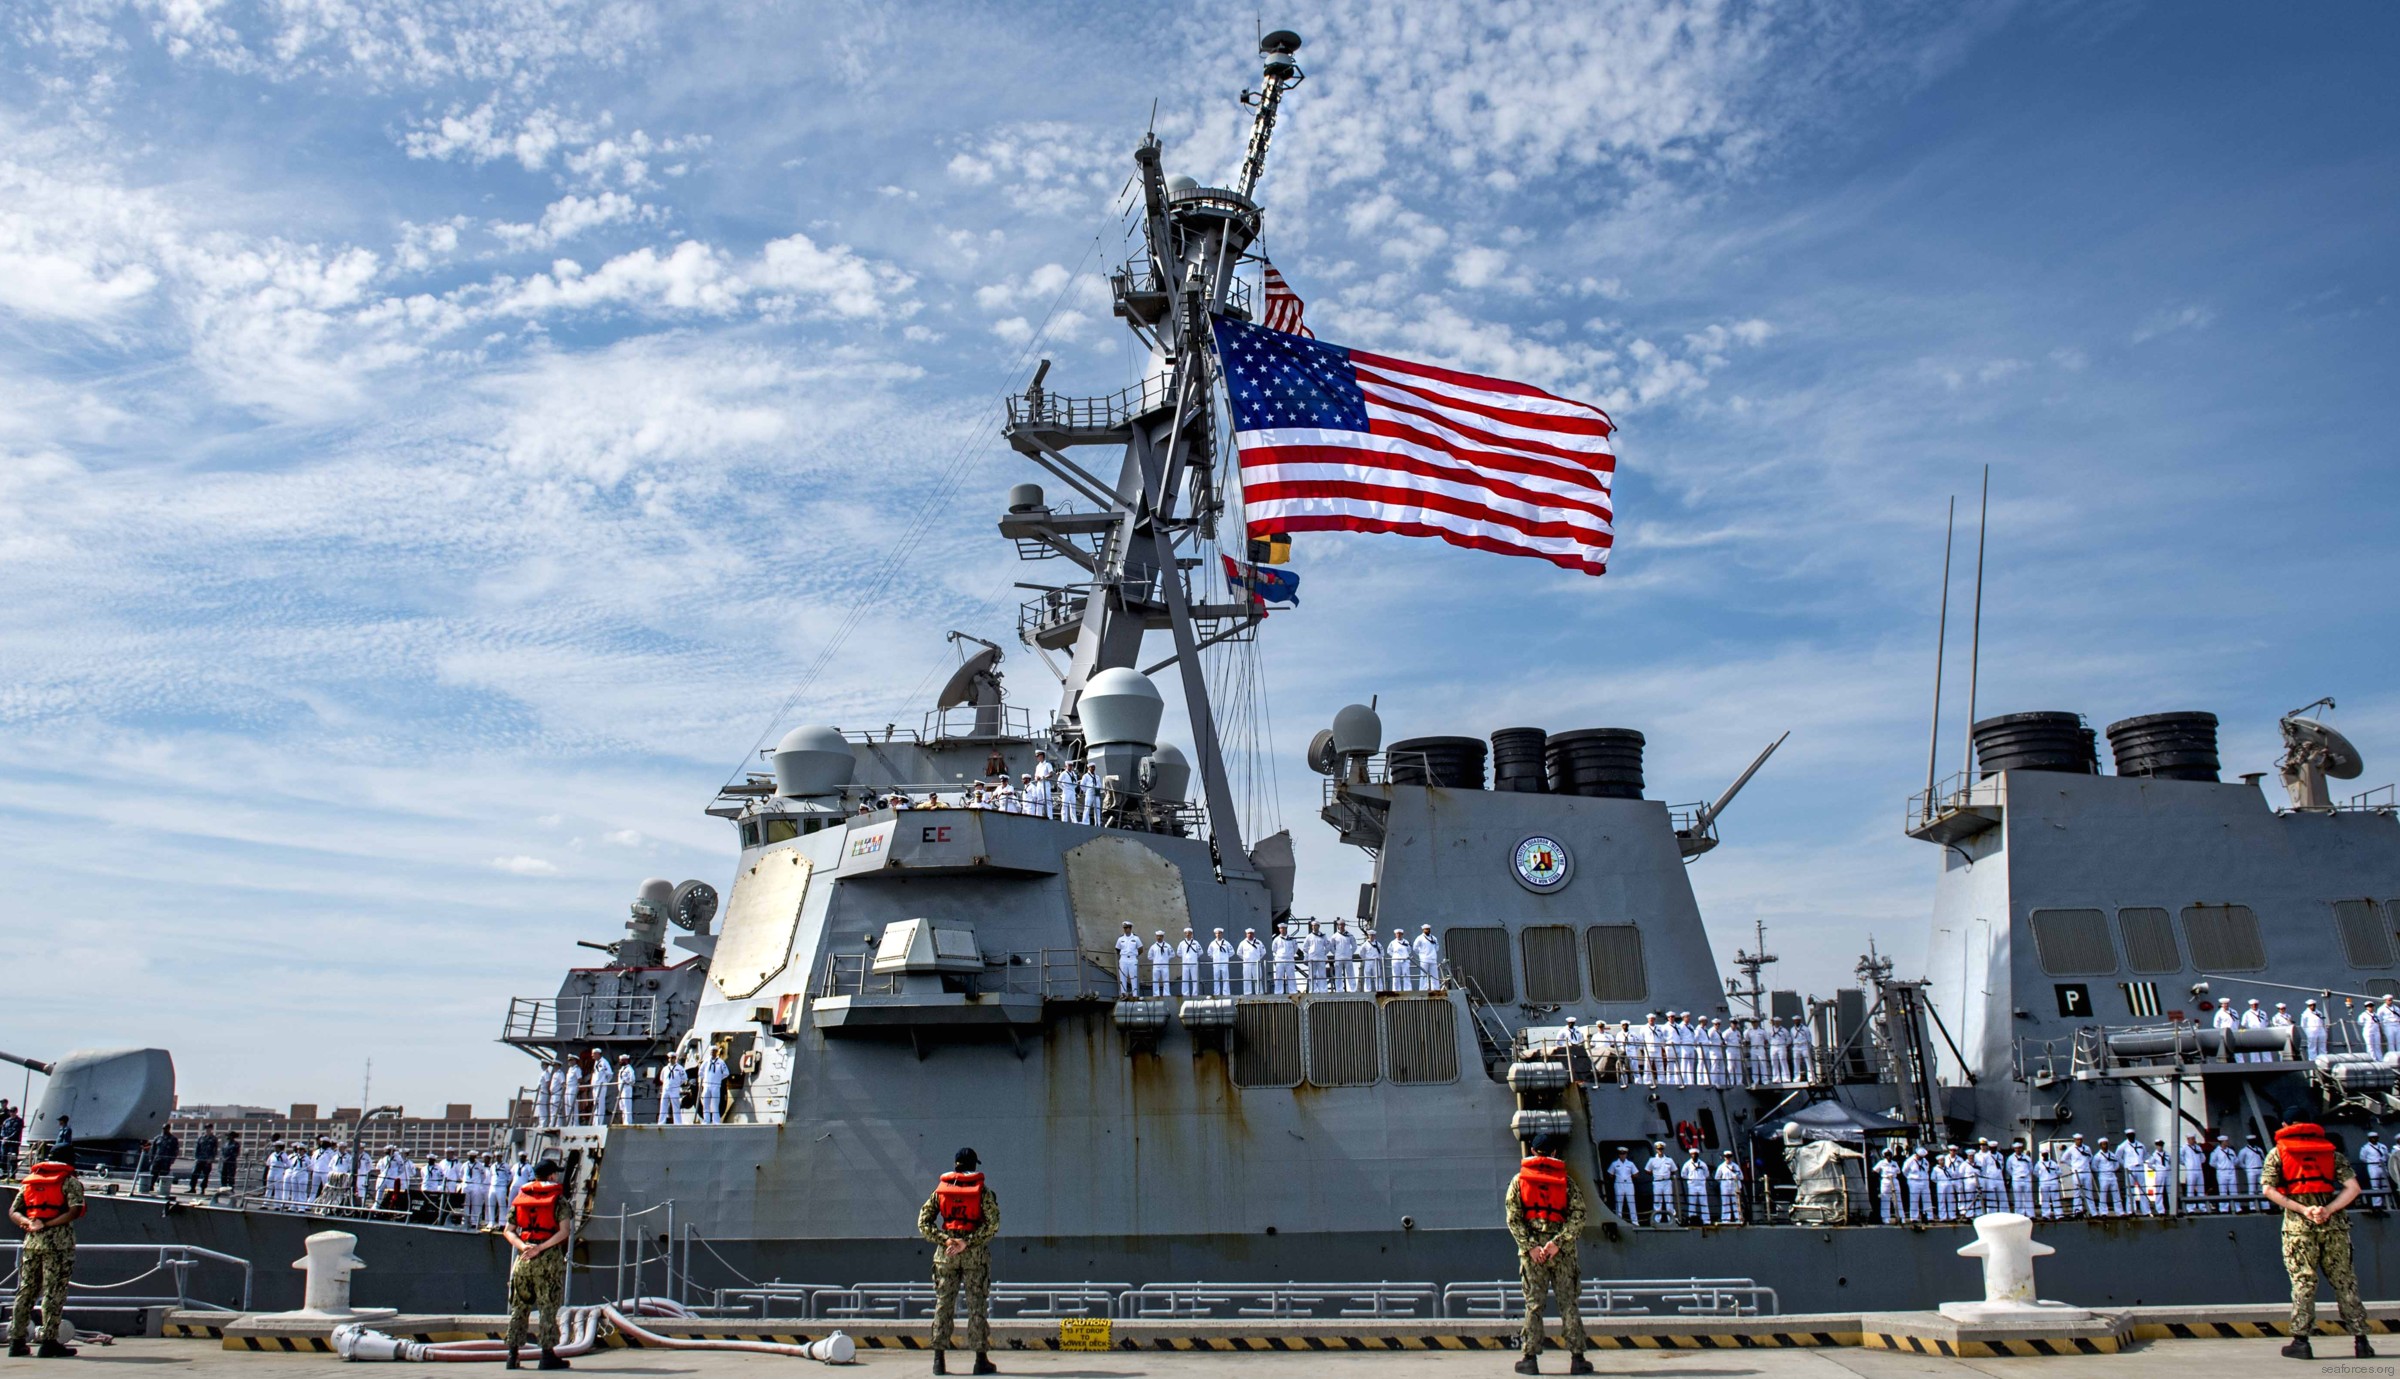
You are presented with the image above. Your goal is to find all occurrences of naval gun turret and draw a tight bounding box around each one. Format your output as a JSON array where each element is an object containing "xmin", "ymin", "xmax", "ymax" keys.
[{"xmin": 4, "ymin": 1047, "xmax": 176, "ymax": 1166}]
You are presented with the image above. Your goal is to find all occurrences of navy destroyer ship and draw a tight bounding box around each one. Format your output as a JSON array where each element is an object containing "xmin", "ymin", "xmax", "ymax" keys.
[{"xmin": 62, "ymin": 28, "xmax": 2398, "ymax": 1318}]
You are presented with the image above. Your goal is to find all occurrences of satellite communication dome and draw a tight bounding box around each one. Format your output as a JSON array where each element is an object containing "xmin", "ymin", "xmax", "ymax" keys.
[
  {"xmin": 1081, "ymin": 668, "xmax": 1164, "ymax": 748},
  {"xmin": 1330, "ymin": 702, "xmax": 1383, "ymax": 757},
  {"xmin": 772, "ymin": 725, "xmax": 856, "ymax": 798},
  {"xmin": 1142, "ymin": 742, "xmax": 1192, "ymax": 802},
  {"xmin": 1166, "ymin": 174, "xmax": 1201, "ymax": 195}
]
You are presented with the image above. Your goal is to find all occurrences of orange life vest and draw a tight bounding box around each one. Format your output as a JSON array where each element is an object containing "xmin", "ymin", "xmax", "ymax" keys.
[
  {"xmin": 18, "ymin": 1163, "xmax": 72, "ymax": 1222},
  {"xmin": 1517, "ymin": 1155, "xmax": 1570, "ymax": 1227},
  {"xmin": 2274, "ymin": 1123, "xmax": 2340, "ymax": 1198},
  {"xmin": 511, "ymin": 1181, "xmax": 564, "ymax": 1243},
  {"xmin": 935, "ymin": 1172, "xmax": 984, "ymax": 1235}
]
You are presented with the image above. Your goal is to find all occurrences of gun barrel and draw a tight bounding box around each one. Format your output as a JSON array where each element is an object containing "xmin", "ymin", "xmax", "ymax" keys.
[{"xmin": 0, "ymin": 1050, "xmax": 55, "ymax": 1076}]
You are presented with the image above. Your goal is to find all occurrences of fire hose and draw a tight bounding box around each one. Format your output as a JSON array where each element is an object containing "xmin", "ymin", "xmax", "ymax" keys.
[{"xmin": 331, "ymin": 1298, "xmax": 855, "ymax": 1365}]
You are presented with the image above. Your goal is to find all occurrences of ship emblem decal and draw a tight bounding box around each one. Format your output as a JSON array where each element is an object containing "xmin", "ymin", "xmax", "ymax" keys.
[{"xmin": 1513, "ymin": 835, "xmax": 1573, "ymax": 892}]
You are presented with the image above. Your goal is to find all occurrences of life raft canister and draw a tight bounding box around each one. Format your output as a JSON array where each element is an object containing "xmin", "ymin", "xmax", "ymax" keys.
[
  {"xmin": 2274, "ymin": 1122, "xmax": 2341, "ymax": 1198},
  {"xmin": 1517, "ymin": 1155, "xmax": 1569, "ymax": 1226},
  {"xmin": 19, "ymin": 1163, "xmax": 72, "ymax": 1222},
  {"xmin": 936, "ymin": 1171, "xmax": 984, "ymax": 1235},
  {"xmin": 511, "ymin": 1181, "xmax": 564, "ymax": 1243}
]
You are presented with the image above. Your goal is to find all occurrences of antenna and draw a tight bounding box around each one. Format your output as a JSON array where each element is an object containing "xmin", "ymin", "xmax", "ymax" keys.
[
  {"xmin": 1233, "ymin": 30, "xmax": 1305, "ymax": 199},
  {"xmin": 1922, "ymin": 496, "xmax": 1955, "ymax": 819},
  {"xmin": 1726, "ymin": 917, "xmax": 1778, "ymax": 1020},
  {"xmin": 1959, "ymin": 466, "xmax": 1989, "ymax": 780}
]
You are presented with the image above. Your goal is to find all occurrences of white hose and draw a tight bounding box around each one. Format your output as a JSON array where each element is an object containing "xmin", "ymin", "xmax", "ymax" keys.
[{"xmin": 332, "ymin": 1300, "xmax": 853, "ymax": 1365}]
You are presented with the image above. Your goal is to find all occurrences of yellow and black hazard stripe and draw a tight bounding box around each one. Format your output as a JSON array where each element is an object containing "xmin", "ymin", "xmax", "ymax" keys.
[
  {"xmin": 2135, "ymin": 1318, "xmax": 2400, "ymax": 1340},
  {"xmin": 1863, "ymin": 1332, "xmax": 2121, "ymax": 1357}
]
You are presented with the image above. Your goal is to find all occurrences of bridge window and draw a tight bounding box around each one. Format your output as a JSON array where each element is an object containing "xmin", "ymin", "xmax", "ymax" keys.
[
  {"xmin": 1520, "ymin": 926, "xmax": 1581, "ymax": 1004},
  {"xmin": 2117, "ymin": 908, "xmax": 2180, "ymax": 974},
  {"xmin": 1444, "ymin": 926, "xmax": 1513, "ymax": 1003},
  {"xmin": 1385, "ymin": 1000, "xmax": 1459, "ymax": 1084},
  {"xmin": 2180, "ymin": 904, "xmax": 2266, "ymax": 972},
  {"xmin": 1305, "ymin": 1000, "xmax": 1380, "ymax": 1087},
  {"xmin": 1584, "ymin": 925, "xmax": 1648, "ymax": 1003},
  {"xmin": 2029, "ymin": 908, "xmax": 2117, "ymax": 976},
  {"xmin": 2333, "ymin": 900, "xmax": 2394, "ymax": 969}
]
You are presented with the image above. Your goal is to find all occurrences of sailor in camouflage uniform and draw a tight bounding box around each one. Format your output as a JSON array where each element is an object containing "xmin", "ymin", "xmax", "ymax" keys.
[
  {"xmin": 1505, "ymin": 1134, "xmax": 1592, "ymax": 1376},
  {"xmin": 2259, "ymin": 1122, "xmax": 2374, "ymax": 1360},
  {"xmin": 917, "ymin": 1148, "xmax": 1000, "ymax": 1376},
  {"xmin": 9, "ymin": 1159, "xmax": 85, "ymax": 1357},
  {"xmin": 502, "ymin": 1160, "xmax": 574, "ymax": 1370}
]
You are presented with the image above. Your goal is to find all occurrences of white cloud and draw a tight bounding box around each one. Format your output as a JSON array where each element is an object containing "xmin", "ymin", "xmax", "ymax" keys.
[
  {"xmin": 490, "ymin": 854, "xmax": 561, "ymax": 876},
  {"xmin": 491, "ymin": 192, "xmax": 653, "ymax": 250},
  {"xmin": 602, "ymin": 828, "xmax": 644, "ymax": 847},
  {"xmin": 752, "ymin": 233, "xmax": 916, "ymax": 320},
  {"xmin": 2132, "ymin": 303, "xmax": 2215, "ymax": 343}
]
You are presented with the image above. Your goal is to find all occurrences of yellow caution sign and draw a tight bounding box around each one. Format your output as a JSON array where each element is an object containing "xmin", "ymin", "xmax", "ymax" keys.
[{"xmin": 1058, "ymin": 1317, "xmax": 1113, "ymax": 1351}]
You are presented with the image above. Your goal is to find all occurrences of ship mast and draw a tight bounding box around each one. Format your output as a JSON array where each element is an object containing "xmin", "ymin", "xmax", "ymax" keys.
[{"xmin": 997, "ymin": 31, "xmax": 1308, "ymax": 881}]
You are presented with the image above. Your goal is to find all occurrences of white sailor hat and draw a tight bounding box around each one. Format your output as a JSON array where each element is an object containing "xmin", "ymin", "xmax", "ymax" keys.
[
  {"xmin": 1154, "ymin": 929, "xmax": 1166, "ymax": 937},
  {"xmin": 2276, "ymin": 1001, "xmax": 2288, "ymax": 1009},
  {"xmin": 2306, "ymin": 998, "xmax": 2319, "ymax": 1005}
]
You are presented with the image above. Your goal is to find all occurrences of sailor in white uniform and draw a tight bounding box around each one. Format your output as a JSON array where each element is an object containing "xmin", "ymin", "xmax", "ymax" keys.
[
  {"xmin": 1079, "ymin": 765, "xmax": 1101, "ymax": 825},
  {"xmin": 2007, "ymin": 1141, "xmax": 2034, "ymax": 1214},
  {"xmin": 1360, "ymin": 924, "xmax": 1385, "ymax": 992},
  {"xmin": 2363, "ymin": 1003, "xmax": 2387, "ymax": 1060},
  {"xmin": 1271, "ymin": 924, "xmax": 1299, "ymax": 995},
  {"xmin": 2236, "ymin": 1134, "xmax": 2266, "ymax": 1208},
  {"xmin": 1237, "ymin": 928, "xmax": 1266, "ymax": 996},
  {"xmin": 657, "ymin": 1060, "xmax": 688, "ymax": 1124},
  {"xmin": 1175, "ymin": 927, "xmax": 1203, "ymax": 998},
  {"xmin": 2380, "ymin": 996, "xmax": 2400, "ymax": 1061},
  {"xmin": 2301, "ymin": 998, "xmax": 2330, "ymax": 1060},
  {"xmin": 1681, "ymin": 1152, "xmax": 1714, "ymax": 1225},
  {"xmin": 1875, "ymin": 1149, "xmax": 1904, "ymax": 1222},
  {"xmin": 1714, "ymin": 1151, "xmax": 1745, "ymax": 1224},
  {"xmin": 1766, "ymin": 1019, "xmax": 1792, "ymax": 1084},
  {"xmin": 616, "ymin": 1054, "xmax": 637, "ymax": 1124},
  {"xmin": 2269, "ymin": 1002, "xmax": 2296, "ymax": 1060},
  {"xmin": 2207, "ymin": 1135, "xmax": 2238, "ymax": 1212},
  {"xmin": 2090, "ymin": 1137, "xmax": 2123, "ymax": 1216},
  {"xmin": 1644, "ymin": 1143, "xmax": 1679, "ymax": 1225},
  {"xmin": 1386, "ymin": 929, "xmax": 1413, "ymax": 993},
  {"xmin": 537, "ymin": 1065, "xmax": 561, "ymax": 1127},
  {"xmin": 2362, "ymin": 1130, "xmax": 2389, "ymax": 1209},
  {"xmin": 1115, "ymin": 923, "xmax": 1143, "ymax": 997},
  {"xmin": 1303, "ymin": 921, "xmax": 1331, "ymax": 991},
  {"xmin": 1331, "ymin": 922, "xmax": 1357, "ymax": 992},
  {"xmin": 1633, "ymin": 1015, "xmax": 1664, "ymax": 1085},
  {"xmin": 1030, "ymin": 750, "xmax": 1055, "ymax": 817},
  {"xmin": 590, "ymin": 1060, "xmax": 612, "ymax": 1125},
  {"xmin": 1146, "ymin": 931, "xmax": 1174, "ymax": 998},
  {"xmin": 1902, "ymin": 1147, "xmax": 1931, "ymax": 1222},
  {"xmin": 1411, "ymin": 925, "xmax": 1440, "ymax": 991},
  {"xmin": 1788, "ymin": 1016, "xmax": 1816, "ymax": 1082},
  {"xmin": 563, "ymin": 1059, "xmax": 585, "ymax": 1129},
  {"xmin": 1674, "ymin": 1014, "xmax": 1700, "ymax": 1086},
  {"xmin": 461, "ymin": 1155, "xmax": 487, "ymax": 1227},
  {"xmin": 1932, "ymin": 1150, "xmax": 1961, "ymax": 1220},
  {"xmin": 374, "ymin": 1146, "xmax": 413, "ymax": 1209},
  {"xmin": 1206, "ymin": 927, "xmax": 1235, "ymax": 997},
  {"xmin": 2036, "ymin": 1150, "xmax": 2063, "ymax": 1219},
  {"xmin": 2238, "ymin": 998, "xmax": 2269, "ymax": 1062},
  {"xmin": 700, "ymin": 1048, "xmax": 731, "ymax": 1124},
  {"xmin": 1607, "ymin": 1148, "xmax": 1640, "ymax": 1221},
  {"xmin": 2181, "ymin": 1133, "xmax": 2208, "ymax": 1212}
]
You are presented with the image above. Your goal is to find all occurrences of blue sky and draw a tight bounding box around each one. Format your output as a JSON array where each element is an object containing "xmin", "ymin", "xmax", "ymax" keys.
[{"xmin": 4, "ymin": 2, "xmax": 2395, "ymax": 1112}]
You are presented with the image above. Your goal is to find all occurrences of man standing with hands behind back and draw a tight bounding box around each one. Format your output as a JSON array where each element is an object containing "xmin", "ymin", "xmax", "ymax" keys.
[
  {"xmin": 502, "ymin": 1160, "xmax": 574, "ymax": 1370},
  {"xmin": 2262, "ymin": 1120, "xmax": 2373, "ymax": 1360},
  {"xmin": 1506, "ymin": 1134, "xmax": 1592, "ymax": 1376},
  {"xmin": 918, "ymin": 1148, "xmax": 999, "ymax": 1375}
]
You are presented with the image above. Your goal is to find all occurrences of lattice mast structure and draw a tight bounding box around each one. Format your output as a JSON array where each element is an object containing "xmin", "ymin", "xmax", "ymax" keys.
[{"xmin": 998, "ymin": 32, "xmax": 1308, "ymax": 881}]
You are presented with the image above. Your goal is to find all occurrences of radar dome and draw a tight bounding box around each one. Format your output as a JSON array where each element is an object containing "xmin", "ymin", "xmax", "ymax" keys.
[
  {"xmin": 1142, "ymin": 742, "xmax": 1192, "ymax": 802},
  {"xmin": 1080, "ymin": 668, "xmax": 1164, "ymax": 748},
  {"xmin": 637, "ymin": 877, "xmax": 676, "ymax": 912},
  {"xmin": 772, "ymin": 725, "xmax": 856, "ymax": 798},
  {"xmin": 1330, "ymin": 703, "xmax": 1383, "ymax": 757},
  {"xmin": 1166, "ymin": 174, "xmax": 1200, "ymax": 194}
]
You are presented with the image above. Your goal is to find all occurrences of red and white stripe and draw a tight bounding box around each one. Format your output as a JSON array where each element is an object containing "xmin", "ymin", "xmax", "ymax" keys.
[
  {"xmin": 1238, "ymin": 348, "xmax": 1616, "ymax": 575},
  {"xmin": 1261, "ymin": 261, "xmax": 1313, "ymax": 338}
]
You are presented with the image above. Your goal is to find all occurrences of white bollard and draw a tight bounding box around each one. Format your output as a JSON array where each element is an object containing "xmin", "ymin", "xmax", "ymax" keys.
[
  {"xmin": 1940, "ymin": 1212, "xmax": 2092, "ymax": 1322},
  {"xmin": 278, "ymin": 1230, "xmax": 396, "ymax": 1322}
]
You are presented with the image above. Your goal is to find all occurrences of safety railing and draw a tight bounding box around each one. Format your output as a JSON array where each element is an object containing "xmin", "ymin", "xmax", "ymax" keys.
[
  {"xmin": 1109, "ymin": 257, "xmax": 1257, "ymax": 318},
  {"xmin": 918, "ymin": 703, "xmax": 1035, "ymax": 742},
  {"xmin": 575, "ymin": 1201, "xmax": 675, "ymax": 1308},
  {"xmin": 1442, "ymin": 1278, "xmax": 1777, "ymax": 1319},
  {"xmin": 697, "ymin": 1277, "xmax": 1774, "ymax": 1322},
  {"xmin": 1005, "ymin": 373, "xmax": 1176, "ymax": 435},
  {"xmin": 504, "ymin": 994, "xmax": 666, "ymax": 1043},
  {"xmin": 1120, "ymin": 1281, "xmax": 1439, "ymax": 1320},
  {"xmin": 0, "ymin": 1242, "xmax": 255, "ymax": 1315},
  {"xmin": 1513, "ymin": 1026, "xmax": 1840, "ymax": 1090}
]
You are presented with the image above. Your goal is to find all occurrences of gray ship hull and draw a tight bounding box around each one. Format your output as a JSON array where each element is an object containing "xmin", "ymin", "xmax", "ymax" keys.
[{"xmin": 77, "ymin": 1192, "xmax": 2383, "ymax": 1316}]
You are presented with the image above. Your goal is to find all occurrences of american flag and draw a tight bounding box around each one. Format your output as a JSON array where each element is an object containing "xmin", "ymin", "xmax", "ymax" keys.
[
  {"xmin": 1260, "ymin": 259, "xmax": 1312, "ymax": 338},
  {"xmin": 1210, "ymin": 313, "xmax": 1616, "ymax": 575}
]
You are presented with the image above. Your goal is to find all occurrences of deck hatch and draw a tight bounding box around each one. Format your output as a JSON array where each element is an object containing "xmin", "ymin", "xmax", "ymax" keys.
[
  {"xmin": 1584, "ymin": 924, "xmax": 1648, "ymax": 1003},
  {"xmin": 2117, "ymin": 907, "xmax": 2180, "ymax": 974},
  {"xmin": 1305, "ymin": 999, "xmax": 1380, "ymax": 1086},
  {"xmin": 2029, "ymin": 908, "xmax": 2117, "ymax": 976},
  {"xmin": 2333, "ymin": 900, "xmax": 2394, "ymax": 969},
  {"xmin": 1520, "ymin": 925, "xmax": 1581, "ymax": 1003},
  {"xmin": 1232, "ymin": 1002, "xmax": 1303, "ymax": 1087},
  {"xmin": 1445, "ymin": 926, "xmax": 1513, "ymax": 1003},
  {"xmin": 1385, "ymin": 999, "xmax": 1460, "ymax": 1084},
  {"xmin": 2180, "ymin": 903, "xmax": 2266, "ymax": 972}
]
